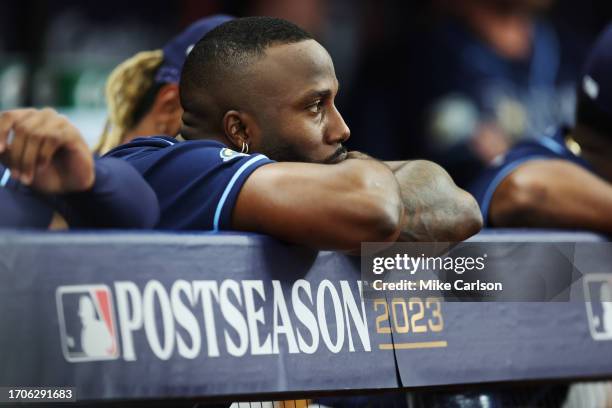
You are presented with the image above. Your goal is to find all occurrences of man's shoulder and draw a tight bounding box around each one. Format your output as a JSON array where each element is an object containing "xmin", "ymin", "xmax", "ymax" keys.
[
  {"xmin": 106, "ymin": 136, "xmax": 224, "ymax": 156},
  {"xmin": 476, "ymin": 128, "xmax": 580, "ymax": 187},
  {"xmin": 502, "ymin": 127, "xmax": 587, "ymax": 167},
  {"xmin": 102, "ymin": 137, "xmax": 274, "ymax": 231},
  {"xmin": 469, "ymin": 126, "xmax": 591, "ymax": 223},
  {"xmin": 104, "ymin": 135, "xmax": 274, "ymax": 187},
  {"xmin": 104, "ymin": 136, "xmax": 250, "ymax": 170}
]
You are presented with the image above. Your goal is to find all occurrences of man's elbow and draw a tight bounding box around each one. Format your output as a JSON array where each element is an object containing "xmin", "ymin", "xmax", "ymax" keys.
[
  {"xmin": 328, "ymin": 191, "xmax": 402, "ymax": 252},
  {"xmin": 369, "ymin": 194, "xmax": 404, "ymax": 243},
  {"xmin": 355, "ymin": 170, "xmax": 404, "ymax": 244},
  {"xmin": 450, "ymin": 191, "xmax": 483, "ymax": 241},
  {"xmin": 489, "ymin": 171, "xmax": 546, "ymax": 227}
]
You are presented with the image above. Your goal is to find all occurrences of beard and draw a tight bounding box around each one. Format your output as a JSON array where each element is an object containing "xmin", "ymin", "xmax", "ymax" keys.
[
  {"xmin": 323, "ymin": 146, "xmax": 348, "ymax": 164},
  {"xmin": 258, "ymin": 136, "xmax": 346, "ymax": 164},
  {"xmin": 258, "ymin": 137, "xmax": 311, "ymax": 163}
]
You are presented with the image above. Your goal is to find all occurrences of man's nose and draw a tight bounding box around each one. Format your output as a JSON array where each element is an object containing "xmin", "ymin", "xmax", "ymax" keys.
[{"xmin": 325, "ymin": 105, "xmax": 350, "ymax": 144}]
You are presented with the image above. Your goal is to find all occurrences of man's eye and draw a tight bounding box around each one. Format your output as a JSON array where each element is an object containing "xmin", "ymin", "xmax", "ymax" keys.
[{"xmin": 307, "ymin": 101, "xmax": 323, "ymax": 113}]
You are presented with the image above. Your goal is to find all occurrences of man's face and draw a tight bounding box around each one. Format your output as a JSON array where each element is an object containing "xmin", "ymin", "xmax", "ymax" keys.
[{"xmin": 243, "ymin": 40, "xmax": 350, "ymax": 164}]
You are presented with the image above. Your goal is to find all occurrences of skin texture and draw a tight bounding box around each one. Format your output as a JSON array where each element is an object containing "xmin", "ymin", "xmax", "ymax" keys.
[
  {"xmin": 182, "ymin": 40, "xmax": 350, "ymax": 164},
  {"xmin": 182, "ymin": 39, "xmax": 482, "ymax": 248},
  {"xmin": 489, "ymin": 124, "xmax": 612, "ymax": 233},
  {"xmin": 235, "ymin": 159, "xmax": 404, "ymax": 250},
  {"xmin": 490, "ymin": 159, "xmax": 612, "ymax": 233},
  {"xmin": 123, "ymin": 83, "xmax": 183, "ymax": 143},
  {"xmin": 0, "ymin": 108, "xmax": 94, "ymax": 194},
  {"xmin": 231, "ymin": 41, "xmax": 349, "ymax": 163},
  {"xmin": 385, "ymin": 160, "xmax": 483, "ymax": 241}
]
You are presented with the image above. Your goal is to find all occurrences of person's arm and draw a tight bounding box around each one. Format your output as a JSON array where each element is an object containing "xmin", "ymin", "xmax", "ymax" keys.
[
  {"xmin": 0, "ymin": 183, "xmax": 55, "ymax": 229},
  {"xmin": 0, "ymin": 108, "xmax": 159, "ymax": 229},
  {"xmin": 59, "ymin": 158, "xmax": 160, "ymax": 229},
  {"xmin": 0, "ymin": 108, "xmax": 94, "ymax": 193},
  {"xmin": 354, "ymin": 154, "xmax": 483, "ymax": 242},
  {"xmin": 489, "ymin": 159, "xmax": 612, "ymax": 232},
  {"xmin": 389, "ymin": 161, "xmax": 482, "ymax": 241},
  {"xmin": 233, "ymin": 158, "xmax": 404, "ymax": 251}
]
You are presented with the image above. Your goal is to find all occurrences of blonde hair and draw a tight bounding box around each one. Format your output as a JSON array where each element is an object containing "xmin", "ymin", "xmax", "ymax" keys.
[{"xmin": 95, "ymin": 50, "xmax": 164, "ymax": 155}]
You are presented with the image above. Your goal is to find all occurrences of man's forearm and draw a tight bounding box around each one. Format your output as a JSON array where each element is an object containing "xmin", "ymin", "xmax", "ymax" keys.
[
  {"xmin": 58, "ymin": 158, "xmax": 160, "ymax": 229},
  {"xmin": 490, "ymin": 160, "xmax": 612, "ymax": 233}
]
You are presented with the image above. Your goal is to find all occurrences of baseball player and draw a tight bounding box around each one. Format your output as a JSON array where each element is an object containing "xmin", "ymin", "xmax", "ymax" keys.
[
  {"xmin": 470, "ymin": 23, "xmax": 612, "ymax": 234},
  {"xmin": 106, "ymin": 17, "xmax": 482, "ymax": 250}
]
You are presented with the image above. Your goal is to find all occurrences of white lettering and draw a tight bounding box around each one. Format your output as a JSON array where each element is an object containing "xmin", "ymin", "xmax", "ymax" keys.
[
  {"xmin": 193, "ymin": 281, "xmax": 221, "ymax": 357},
  {"xmin": 143, "ymin": 280, "xmax": 175, "ymax": 360},
  {"xmin": 220, "ymin": 280, "xmax": 248, "ymax": 357},
  {"xmin": 242, "ymin": 280, "xmax": 272, "ymax": 355},
  {"xmin": 317, "ymin": 280, "xmax": 344, "ymax": 353},
  {"xmin": 291, "ymin": 280, "xmax": 319, "ymax": 354},
  {"xmin": 340, "ymin": 281, "xmax": 371, "ymax": 352},
  {"xmin": 114, "ymin": 281, "xmax": 143, "ymax": 361},
  {"xmin": 171, "ymin": 280, "xmax": 201, "ymax": 359},
  {"xmin": 271, "ymin": 281, "xmax": 299, "ymax": 354}
]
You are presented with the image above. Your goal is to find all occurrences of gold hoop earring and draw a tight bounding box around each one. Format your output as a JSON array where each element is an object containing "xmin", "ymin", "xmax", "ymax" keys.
[{"xmin": 241, "ymin": 141, "xmax": 249, "ymax": 154}]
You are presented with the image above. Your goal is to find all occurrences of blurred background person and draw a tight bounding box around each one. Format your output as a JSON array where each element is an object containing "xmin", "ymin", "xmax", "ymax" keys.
[
  {"xmin": 343, "ymin": 0, "xmax": 609, "ymax": 189},
  {"xmin": 3, "ymin": 0, "xmax": 610, "ymax": 167},
  {"xmin": 409, "ymin": 0, "xmax": 583, "ymax": 188},
  {"xmin": 95, "ymin": 14, "xmax": 233, "ymax": 154},
  {"xmin": 470, "ymin": 23, "xmax": 612, "ymax": 234}
]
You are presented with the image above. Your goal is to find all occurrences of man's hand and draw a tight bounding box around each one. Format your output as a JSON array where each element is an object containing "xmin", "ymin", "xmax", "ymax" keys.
[
  {"xmin": 470, "ymin": 122, "xmax": 510, "ymax": 163},
  {"xmin": 0, "ymin": 108, "xmax": 94, "ymax": 194},
  {"xmin": 346, "ymin": 151, "xmax": 374, "ymax": 161},
  {"xmin": 391, "ymin": 160, "xmax": 482, "ymax": 241},
  {"xmin": 349, "ymin": 152, "xmax": 483, "ymax": 242}
]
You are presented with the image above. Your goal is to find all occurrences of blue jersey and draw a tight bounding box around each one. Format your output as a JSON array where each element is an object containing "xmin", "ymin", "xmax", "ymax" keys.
[
  {"xmin": 469, "ymin": 127, "xmax": 592, "ymax": 225},
  {"xmin": 416, "ymin": 19, "xmax": 583, "ymax": 189},
  {"xmin": 0, "ymin": 164, "xmax": 55, "ymax": 228},
  {"xmin": 61, "ymin": 158, "xmax": 160, "ymax": 229},
  {"xmin": 105, "ymin": 136, "xmax": 274, "ymax": 230},
  {"xmin": 0, "ymin": 158, "xmax": 159, "ymax": 229}
]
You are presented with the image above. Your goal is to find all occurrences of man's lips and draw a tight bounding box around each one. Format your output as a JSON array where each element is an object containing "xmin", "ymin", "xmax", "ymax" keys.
[{"xmin": 325, "ymin": 147, "xmax": 348, "ymax": 164}]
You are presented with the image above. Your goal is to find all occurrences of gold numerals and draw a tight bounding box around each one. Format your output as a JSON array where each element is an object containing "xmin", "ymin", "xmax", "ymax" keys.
[{"xmin": 374, "ymin": 297, "xmax": 444, "ymax": 334}]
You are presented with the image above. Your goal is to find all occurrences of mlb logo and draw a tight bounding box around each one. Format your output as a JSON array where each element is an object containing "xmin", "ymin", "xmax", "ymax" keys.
[
  {"xmin": 584, "ymin": 274, "xmax": 612, "ymax": 341},
  {"xmin": 219, "ymin": 148, "xmax": 248, "ymax": 162},
  {"xmin": 56, "ymin": 285, "xmax": 120, "ymax": 362}
]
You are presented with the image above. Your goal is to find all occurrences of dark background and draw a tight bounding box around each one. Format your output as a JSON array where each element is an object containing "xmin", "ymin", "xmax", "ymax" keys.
[{"xmin": 1, "ymin": 0, "xmax": 611, "ymax": 182}]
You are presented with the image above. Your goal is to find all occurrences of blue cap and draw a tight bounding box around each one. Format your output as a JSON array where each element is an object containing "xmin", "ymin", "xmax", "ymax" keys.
[
  {"xmin": 581, "ymin": 23, "xmax": 612, "ymax": 116},
  {"xmin": 155, "ymin": 14, "xmax": 234, "ymax": 84}
]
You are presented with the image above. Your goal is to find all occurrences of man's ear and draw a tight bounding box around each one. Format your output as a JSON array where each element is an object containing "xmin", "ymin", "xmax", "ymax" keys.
[
  {"xmin": 151, "ymin": 83, "xmax": 183, "ymax": 134},
  {"xmin": 223, "ymin": 110, "xmax": 255, "ymax": 150}
]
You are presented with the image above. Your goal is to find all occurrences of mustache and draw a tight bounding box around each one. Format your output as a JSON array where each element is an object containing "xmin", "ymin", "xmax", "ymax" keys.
[{"xmin": 323, "ymin": 146, "xmax": 348, "ymax": 164}]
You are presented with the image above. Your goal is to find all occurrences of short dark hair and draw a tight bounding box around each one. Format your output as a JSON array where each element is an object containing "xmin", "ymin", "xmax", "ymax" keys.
[
  {"xmin": 576, "ymin": 89, "xmax": 612, "ymax": 137},
  {"xmin": 180, "ymin": 16, "xmax": 313, "ymax": 114}
]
